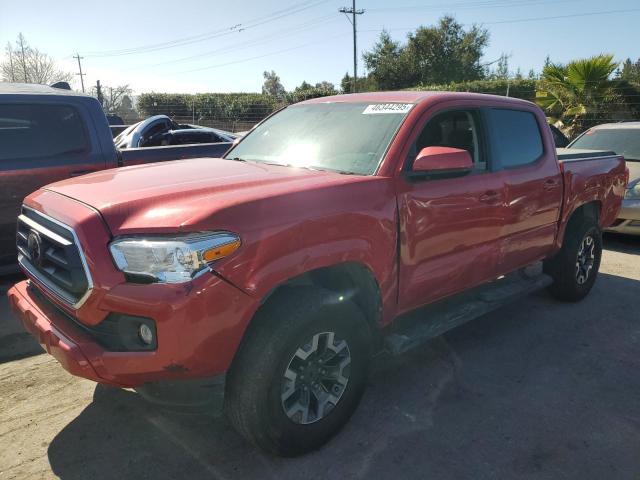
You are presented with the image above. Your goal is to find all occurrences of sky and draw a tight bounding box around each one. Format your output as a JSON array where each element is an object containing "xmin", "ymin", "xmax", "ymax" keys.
[{"xmin": 1, "ymin": 0, "xmax": 639, "ymax": 94}]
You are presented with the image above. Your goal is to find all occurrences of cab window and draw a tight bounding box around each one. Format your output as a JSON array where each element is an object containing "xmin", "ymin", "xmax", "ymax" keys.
[
  {"xmin": 485, "ymin": 108, "xmax": 543, "ymax": 168},
  {"xmin": 412, "ymin": 110, "xmax": 486, "ymax": 171}
]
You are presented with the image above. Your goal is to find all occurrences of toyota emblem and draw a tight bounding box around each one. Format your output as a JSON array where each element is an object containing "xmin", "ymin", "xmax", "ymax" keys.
[{"xmin": 27, "ymin": 230, "xmax": 43, "ymax": 266}]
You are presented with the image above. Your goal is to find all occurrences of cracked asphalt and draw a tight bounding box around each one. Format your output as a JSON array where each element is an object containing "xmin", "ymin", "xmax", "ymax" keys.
[{"xmin": 1, "ymin": 234, "xmax": 639, "ymax": 480}]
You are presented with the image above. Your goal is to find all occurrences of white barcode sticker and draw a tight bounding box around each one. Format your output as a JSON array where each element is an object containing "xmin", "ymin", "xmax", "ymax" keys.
[{"xmin": 363, "ymin": 103, "xmax": 413, "ymax": 114}]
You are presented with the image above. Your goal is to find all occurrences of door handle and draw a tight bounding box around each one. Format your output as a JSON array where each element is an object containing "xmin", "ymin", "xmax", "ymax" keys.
[{"xmin": 479, "ymin": 190, "xmax": 502, "ymax": 204}]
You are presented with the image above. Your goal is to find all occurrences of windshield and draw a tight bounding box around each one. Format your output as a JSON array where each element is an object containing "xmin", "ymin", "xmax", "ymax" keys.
[
  {"xmin": 570, "ymin": 128, "xmax": 640, "ymax": 161},
  {"xmin": 225, "ymin": 102, "xmax": 413, "ymax": 175}
]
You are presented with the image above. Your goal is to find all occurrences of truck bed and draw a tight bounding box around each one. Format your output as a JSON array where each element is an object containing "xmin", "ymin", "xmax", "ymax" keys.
[
  {"xmin": 119, "ymin": 142, "xmax": 233, "ymax": 167},
  {"xmin": 556, "ymin": 148, "xmax": 617, "ymax": 162},
  {"xmin": 557, "ymin": 149, "xmax": 626, "ymax": 236}
]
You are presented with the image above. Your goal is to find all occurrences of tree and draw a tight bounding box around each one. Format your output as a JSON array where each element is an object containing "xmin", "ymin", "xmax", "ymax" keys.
[
  {"xmin": 404, "ymin": 16, "xmax": 489, "ymax": 85},
  {"xmin": 340, "ymin": 72, "xmax": 376, "ymax": 93},
  {"xmin": 294, "ymin": 80, "xmax": 313, "ymax": 92},
  {"xmin": 361, "ymin": 17, "xmax": 489, "ymax": 89},
  {"xmin": 314, "ymin": 81, "xmax": 335, "ymax": 90},
  {"xmin": 363, "ymin": 30, "xmax": 409, "ymax": 90},
  {"xmin": 1, "ymin": 33, "xmax": 73, "ymax": 85},
  {"xmin": 492, "ymin": 53, "xmax": 510, "ymax": 79},
  {"xmin": 617, "ymin": 58, "xmax": 640, "ymax": 83},
  {"xmin": 90, "ymin": 83, "xmax": 134, "ymax": 117},
  {"xmin": 536, "ymin": 54, "xmax": 620, "ymax": 136},
  {"xmin": 262, "ymin": 70, "xmax": 285, "ymax": 98}
]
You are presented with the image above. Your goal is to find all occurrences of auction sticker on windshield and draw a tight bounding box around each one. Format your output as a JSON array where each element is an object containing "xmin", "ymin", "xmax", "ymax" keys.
[{"xmin": 363, "ymin": 103, "xmax": 413, "ymax": 114}]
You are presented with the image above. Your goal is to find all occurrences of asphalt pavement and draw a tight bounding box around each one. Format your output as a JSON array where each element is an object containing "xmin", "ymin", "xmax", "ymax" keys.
[{"xmin": 1, "ymin": 234, "xmax": 639, "ymax": 480}]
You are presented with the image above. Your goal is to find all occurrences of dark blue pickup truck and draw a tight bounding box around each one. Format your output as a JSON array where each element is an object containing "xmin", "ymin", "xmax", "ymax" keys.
[{"xmin": 0, "ymin": 83, "xmax": 233, "ymax": 270}]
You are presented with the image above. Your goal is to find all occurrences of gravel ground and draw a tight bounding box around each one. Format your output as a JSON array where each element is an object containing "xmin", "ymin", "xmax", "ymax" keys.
[{"xmin": 1, "ymin": 234, "xmax": 639, "ymax": 480}]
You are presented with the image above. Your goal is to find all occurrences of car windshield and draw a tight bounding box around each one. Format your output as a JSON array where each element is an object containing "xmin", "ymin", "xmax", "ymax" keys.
[
  {"xmin": 224, "ymin": 102, "xmax": 413, "ymax": 175},
  {"xmin": 570, "ymin": 128, "xmax": 640, "ymax": 161}
]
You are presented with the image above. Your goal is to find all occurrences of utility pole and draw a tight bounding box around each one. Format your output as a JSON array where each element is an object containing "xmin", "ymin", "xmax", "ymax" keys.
[
  {"xmin": 339, "ymin": 0, "xmax": 364, "ymax": 93},
  {"xmin": 74, "ymin": 53, "xmax": 85, "ymax": 92},
  {"xmin": 96, "ymin": 80, "xmax": 104, "ymax": 106}
]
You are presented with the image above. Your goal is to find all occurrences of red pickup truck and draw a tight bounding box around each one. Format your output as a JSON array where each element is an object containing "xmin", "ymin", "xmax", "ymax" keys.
[{"xmin": 8, "ymin": 92, "xmax": 626, "ymax": 456}]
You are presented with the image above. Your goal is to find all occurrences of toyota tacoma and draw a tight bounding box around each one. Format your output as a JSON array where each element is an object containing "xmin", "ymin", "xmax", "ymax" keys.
[{"xmin": 8, "ymin": 92, "xmax": 627, "ymax": 455}]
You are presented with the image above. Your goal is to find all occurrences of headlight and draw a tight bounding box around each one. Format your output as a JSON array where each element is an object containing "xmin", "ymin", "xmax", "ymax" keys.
[
  {"xmin": 109, "ymin": 232, "xmax": 240, "ymax": 283},
  {"xmin": 625, "ymin": 181, "xmax": 640, "ymax": 200}
]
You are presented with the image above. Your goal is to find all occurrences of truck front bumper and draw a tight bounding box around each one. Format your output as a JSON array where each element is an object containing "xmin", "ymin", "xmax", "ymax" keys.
[
  {"xmin": 606, "ymin": 199, "xmax": 640, "ymax": 236},
  {"xmin": 8, "ymin": 274, "xmax": 258, "ymax": 390},
  {"xmin": 8, "ymin": 280, "xmax": 110, "ymax": 385}
]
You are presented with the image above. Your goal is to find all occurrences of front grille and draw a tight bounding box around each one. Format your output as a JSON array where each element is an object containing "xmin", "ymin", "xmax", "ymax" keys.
[{"xmin": 16, "ymin": 206, "xmax": 92, "ymax": 308}]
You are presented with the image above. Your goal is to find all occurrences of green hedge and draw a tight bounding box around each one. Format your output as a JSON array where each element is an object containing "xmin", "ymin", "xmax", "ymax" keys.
[
  {"xmin": 137, "ymin": 89, "xmax": 339, "ymax": 128},
  {"xmin": 137, "ymin": 93, "xmax": 280, "ymax": 124},
  {"xmin": 413, "ymin": 79, "xmax": 538, "ymax": 101}
]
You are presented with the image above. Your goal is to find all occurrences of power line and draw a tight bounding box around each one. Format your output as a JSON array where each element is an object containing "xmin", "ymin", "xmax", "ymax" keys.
[
  {"xmin": 173, "ymin": 32, "xmax": 349, "ymax": 75},
  {"xmin": 362, "ymin": 7, "xmax": 640, "ymax": 34},
  {"xmin": 73, "ymin": 53, "xmax": 86, "ymax": 92},
  {"xmin": 135, "ymin": 13, "xmax": 338, "ymax": 70},
  {"xmin": 81, "ymin": 0, "xmax": 329, "ymax": 58},
  {"xmin": 339, "ymin": 0, "xmax": 365, "ymax": 92}
]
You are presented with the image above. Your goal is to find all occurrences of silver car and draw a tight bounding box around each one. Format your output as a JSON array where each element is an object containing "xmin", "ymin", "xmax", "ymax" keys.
[{"xmin": 569, "ymin": 123, "xmax": 640, "ymax": 235}]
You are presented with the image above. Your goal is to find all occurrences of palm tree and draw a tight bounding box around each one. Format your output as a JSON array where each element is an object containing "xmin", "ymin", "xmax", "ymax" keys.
[{"xmin": 536, "ymin": 55, "xmax": 619, "ymax": 137}]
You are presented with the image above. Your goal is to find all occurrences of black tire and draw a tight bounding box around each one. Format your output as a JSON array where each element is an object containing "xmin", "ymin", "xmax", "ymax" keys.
[
  {"xmin": 544, "ymin": 219, "xmax": 602, "ymax": 302},
  {"xmin": 225, "ymin": 287, "xmax": 372, "ymax": 456}
]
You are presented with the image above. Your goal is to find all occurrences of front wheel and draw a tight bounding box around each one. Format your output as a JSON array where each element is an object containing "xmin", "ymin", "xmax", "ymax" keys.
[
  {"xmin": 225, "ymin": 287, "xmax": 372, "ymax": 456},
  {"xmin": 544, "ymin": 220, "xmax": 602, "ymax": 302}
]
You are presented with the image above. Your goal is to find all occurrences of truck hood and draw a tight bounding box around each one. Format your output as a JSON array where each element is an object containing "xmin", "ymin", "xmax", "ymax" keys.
[{"xmin": 43, "ymin": 157, "xmax": 370, "ymax": 235}]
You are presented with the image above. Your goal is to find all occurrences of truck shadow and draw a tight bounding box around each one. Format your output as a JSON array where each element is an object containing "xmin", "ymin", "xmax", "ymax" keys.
[
  {"xmin": 0, "ymin": 273, "xmax": 44, "ymax": 364},
  {"xmin": 603, "ymin": 232, "xmax": 640, "ymax": 255},
  {"xmin": 47, "ymin": 272, "xmax": 640, "ymax": 479}
]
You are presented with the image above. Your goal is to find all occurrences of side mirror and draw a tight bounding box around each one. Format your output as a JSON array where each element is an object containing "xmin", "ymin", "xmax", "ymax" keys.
[{"xmin": 412, "ymin": 146, "xmax": 473, "ymax": 174}]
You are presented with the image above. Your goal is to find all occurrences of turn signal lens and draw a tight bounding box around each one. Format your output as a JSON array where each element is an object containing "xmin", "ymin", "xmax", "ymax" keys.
[{"xmin": 203, "ymin": 239, "xmax": 241, "ymax": 262}]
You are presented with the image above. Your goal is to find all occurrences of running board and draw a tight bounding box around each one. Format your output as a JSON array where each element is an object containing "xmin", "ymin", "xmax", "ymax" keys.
[{"xmin": 385, "ymin": 266, "xmax": 553, "ymax": 356}]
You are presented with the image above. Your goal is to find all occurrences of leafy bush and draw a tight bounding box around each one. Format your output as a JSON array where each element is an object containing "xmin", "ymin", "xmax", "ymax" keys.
[
  {"xmin": 137, "ymin": 93, "xmax": 280, "ymax": 130},
  {"xmin": 285, "ymin": 87, "xmax": 338, "ymax": 104},
  {"xmin": 137, "ymin": 90, "xmax": 339, "ymax": 131},
  {"xmin": 413, "ymin": 79, "xmax": 538, "ymax": 101}
]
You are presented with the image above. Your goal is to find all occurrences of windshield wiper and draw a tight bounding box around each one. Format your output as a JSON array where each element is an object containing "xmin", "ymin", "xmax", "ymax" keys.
[{"xmin": 228, "ymin": 157, "xmax": 246, "ymax": 162}]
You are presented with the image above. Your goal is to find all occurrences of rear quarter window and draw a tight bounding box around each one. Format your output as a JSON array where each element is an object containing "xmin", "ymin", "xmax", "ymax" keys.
[
  {"xmin": 486, "ymin": 108, "xmax": 544, "ymax": 168},
  {"xmin": 0, "ymin": 104, "xmax": 89, "ymax": 161}
]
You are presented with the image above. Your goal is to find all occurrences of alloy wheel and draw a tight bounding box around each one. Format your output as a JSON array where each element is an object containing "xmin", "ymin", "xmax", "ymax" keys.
[
  {"xmin": 576, "ymin": 234, "xmax": 596, "ymax": 285},
  {"xmin": 280, "ymin": 331, "xmax": 351, "ymax": 425}
]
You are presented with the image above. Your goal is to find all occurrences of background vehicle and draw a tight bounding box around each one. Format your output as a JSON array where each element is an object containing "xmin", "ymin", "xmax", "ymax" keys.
[
  {"xmin": 568, "ymin": 122, "xmax": 640, "ymax": 235},
  {"xmin": 113, "ymin": 115, "xmax": 236, "ymax": 149},
  {"xmin": 0, "ymin": 83, "xmax": 233, "ymax": 268},
  {"xmin": 8, "ymin": 92, "xmax": 626, "ymax": 456},
  {"xmin": 549, "ymin": 124, "xmax": 570, "ymax": 147}
]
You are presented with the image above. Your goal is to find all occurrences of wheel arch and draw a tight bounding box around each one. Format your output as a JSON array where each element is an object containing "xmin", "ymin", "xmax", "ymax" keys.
[
  {"xmin": 230, "ymin": 262, "xmax": 384, "ymax": 372},
  {"xmin": 556, "ymin": 200, "xmax": 602, "ymax": 250}
]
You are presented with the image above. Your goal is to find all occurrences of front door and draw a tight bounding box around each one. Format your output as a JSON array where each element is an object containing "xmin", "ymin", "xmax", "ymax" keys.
[{"xmin": 396, "ymin": 108, "xmax": 507, "ymax": 313}]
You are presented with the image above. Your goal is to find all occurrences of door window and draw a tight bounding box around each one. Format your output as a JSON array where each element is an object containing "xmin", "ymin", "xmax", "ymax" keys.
[
  {"xmin": 413, "ymin": 110, "xmax": 486, "ymax": 171},
  {"xmin": 0, "ymin": 104, "xmax": 88, "ymax": 161},
  {"xmin": 485, "ymin": 108, "xmax": 543, "ymax": 168}
]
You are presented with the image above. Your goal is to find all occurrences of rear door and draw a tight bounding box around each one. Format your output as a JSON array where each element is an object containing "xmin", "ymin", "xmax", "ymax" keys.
[
  {"xmin": 0, "ymin": 101, "xmax": 106, "ymax": 265},
  {"xmin": 396, "ymin": 106, "xmax": 508, "ymax": 312},
  {"xmin": 483, "ymin": 107, "xmax": 563, "ymax": 272}
]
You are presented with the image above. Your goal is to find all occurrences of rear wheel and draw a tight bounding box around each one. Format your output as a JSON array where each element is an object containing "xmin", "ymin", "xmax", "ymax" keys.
[
  {"xmin": 225, "ymin": 287, "xmax": 372, "ymax": 456},
  {"xmin": 544, "ymin": 219, "xmax": 602, "ymax": 302}
]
